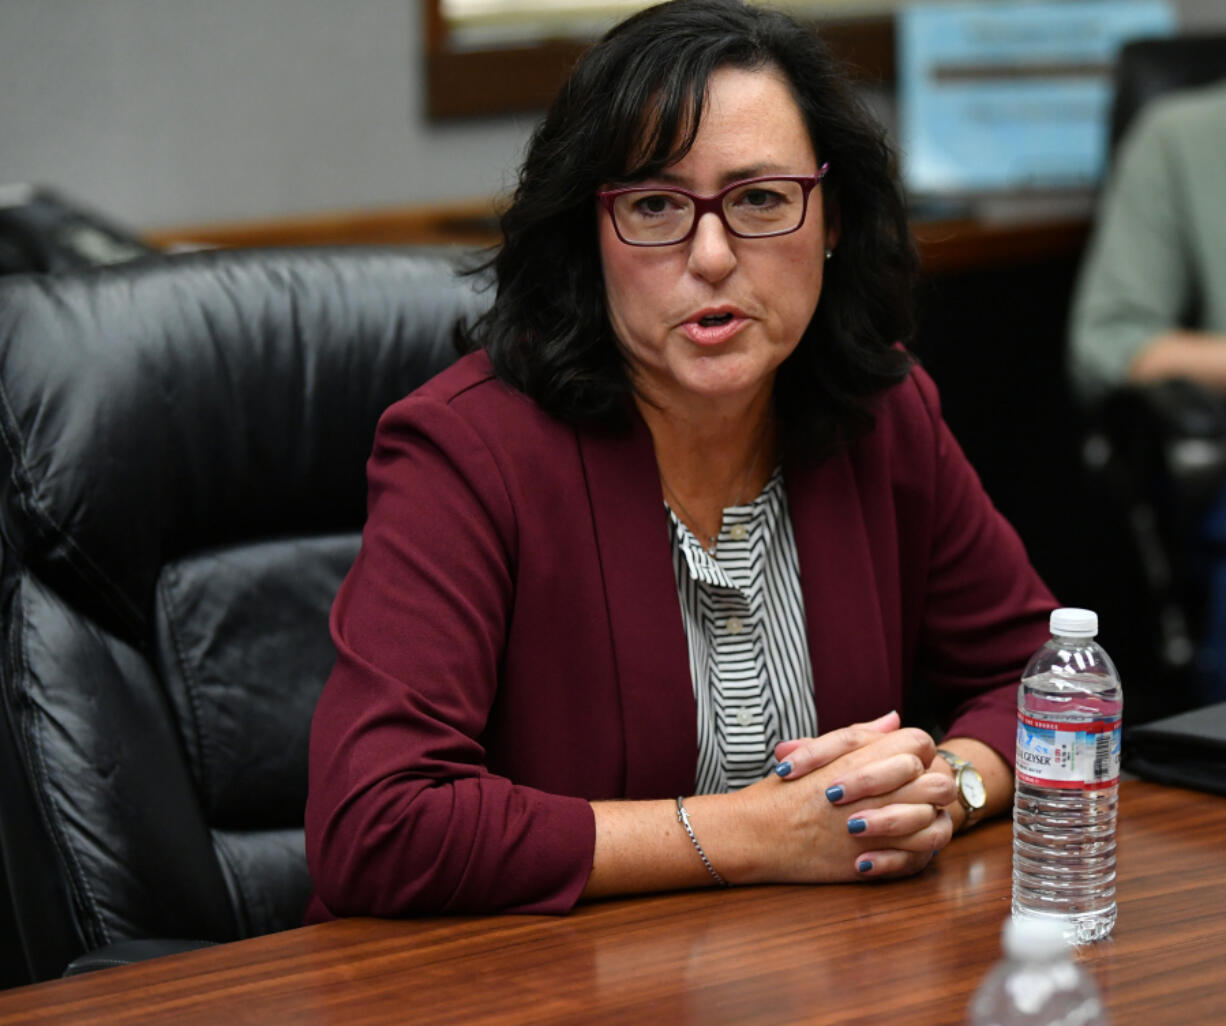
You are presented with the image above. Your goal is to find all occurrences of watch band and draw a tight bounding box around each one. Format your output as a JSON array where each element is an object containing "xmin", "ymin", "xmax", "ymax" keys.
[
  {"xmin": 937, "ymin": 748, "xmax": 969, "ymax": 772},
  {"xmin": 937, "ymin": 748, "xmax": 986, "ymax": 830}
]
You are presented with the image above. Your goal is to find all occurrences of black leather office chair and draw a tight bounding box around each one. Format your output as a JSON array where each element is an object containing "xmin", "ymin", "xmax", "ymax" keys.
[
  {"xmin": 1081, "ymin": 34, "xmax": 1226, "ymax": 719},
  {"xmin": 0, "ymin": 247, "xmax": 489, "ymax": 987}
]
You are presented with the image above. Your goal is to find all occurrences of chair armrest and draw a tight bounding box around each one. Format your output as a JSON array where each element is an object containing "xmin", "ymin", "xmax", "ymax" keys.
[
  {"xmin": 62, "ymin": 938, "xmax": 218, "ymax": 977},
  {"xmin": 1100, "ymin": 379, "xmax": 1226, "ymax": 519}
]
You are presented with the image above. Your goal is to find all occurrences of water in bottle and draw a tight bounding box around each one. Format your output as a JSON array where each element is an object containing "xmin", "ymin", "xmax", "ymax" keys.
[
  {"xmin": 967, "ymin": 916, "xmax": 1109, "ymax": 1025},
  {"xmin": 1013, "ymin": 608, "xmax": 1122, "ymax": 944}
]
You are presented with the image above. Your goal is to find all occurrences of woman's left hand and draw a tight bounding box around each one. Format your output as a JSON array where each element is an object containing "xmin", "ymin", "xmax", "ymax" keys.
[
  {"xmin": 831, "ymin": 777, "xmax": 956, "ymax": 877},
  {"xmin": 774, "ymin": 723, "xmax": 958, "ymax": 877}
]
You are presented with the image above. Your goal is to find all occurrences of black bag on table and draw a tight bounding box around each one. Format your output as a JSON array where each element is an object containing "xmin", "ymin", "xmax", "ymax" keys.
[{"xmin": 1124, "ymin": 702, "xmax": 1226, "ymax": 796}]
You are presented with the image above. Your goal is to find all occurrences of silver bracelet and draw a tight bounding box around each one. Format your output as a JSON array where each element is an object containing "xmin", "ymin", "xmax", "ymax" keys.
[{"xmin": 675, "ymin": 796, "xmax": 728, "ymax": 887}]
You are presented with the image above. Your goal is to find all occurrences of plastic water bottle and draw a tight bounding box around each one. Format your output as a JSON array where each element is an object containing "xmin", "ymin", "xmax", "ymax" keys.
[
  {"xmin": 967, "ymin": 917, "xmax": 1109, "ymax": 1025},
  {"xmin": 1013, "ymin": 608, "xmax": 1122, "ymax": 944}
]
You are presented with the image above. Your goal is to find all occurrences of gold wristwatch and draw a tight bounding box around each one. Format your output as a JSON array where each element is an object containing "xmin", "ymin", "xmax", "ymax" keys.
[{"xmin": 937, "ymin": 749, "xmax": 986, "ymax": 830}]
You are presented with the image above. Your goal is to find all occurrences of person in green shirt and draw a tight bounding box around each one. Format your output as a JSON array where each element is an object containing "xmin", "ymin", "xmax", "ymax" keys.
[
  {"xmin": 1069, "ymin": 80, "xmax": 1226, "ymax": 403},
  {"xmin": 1069, "ymin": 78, "xmax": 1226, "ymax": 701}
]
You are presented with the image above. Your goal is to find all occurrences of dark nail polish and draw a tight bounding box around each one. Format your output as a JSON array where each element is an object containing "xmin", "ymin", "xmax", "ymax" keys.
[
  {"xmin": 774, "ymin": 760, "xmax": 793, "ymax": 778},
  {"xmin": 825, "ymin": 784, "xmax": 844, "ymax": 802},
  {"xmin": 857, "ymin": 859, "xmax": 874, "ymax": 873},
  {"xmin": 847, "ymin": 818, "xmax": 867, "ymax": 835}
]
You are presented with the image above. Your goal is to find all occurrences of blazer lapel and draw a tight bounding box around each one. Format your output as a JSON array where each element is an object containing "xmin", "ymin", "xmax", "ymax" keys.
[
  {"xmin": 786, "ymin": 452, "xmax": 893, "ymax": 733},
  {"xmin": 578, "ymin": 416, "xmax": 698, "ymax": 799}
]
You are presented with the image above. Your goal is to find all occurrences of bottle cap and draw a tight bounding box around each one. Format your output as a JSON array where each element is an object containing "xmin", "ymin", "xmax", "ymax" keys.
[
  {"xmin": 1050, "ymin": 608, "xmax": 1098, "ymax": 638},
  {"xmin": 1003, "ymin": 915, "xmax": 1071, "ymax": 960}
]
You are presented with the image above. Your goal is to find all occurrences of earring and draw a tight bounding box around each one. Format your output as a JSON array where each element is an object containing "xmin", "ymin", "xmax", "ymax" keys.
[{"xmin": 824, "ymin": 249, "xmax": 833, "ymax": 261}]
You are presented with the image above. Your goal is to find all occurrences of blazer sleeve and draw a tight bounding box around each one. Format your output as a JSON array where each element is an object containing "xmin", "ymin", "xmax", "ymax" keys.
[
  {"xmin": 305, "ymin": 393, "xmax": 595, "ymax": 918},
  {"xmin": 909, "ymin": 369, "xmax": 1057, "ymax": 764}
]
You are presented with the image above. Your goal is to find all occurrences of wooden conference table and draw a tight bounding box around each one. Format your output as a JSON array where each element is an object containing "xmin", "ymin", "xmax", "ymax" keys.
[{"xmin": 1, "ymin": 779, "xmax": 1222, "ymax": 1025}]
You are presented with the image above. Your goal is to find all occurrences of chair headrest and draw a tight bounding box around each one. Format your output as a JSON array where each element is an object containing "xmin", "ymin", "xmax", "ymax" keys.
[
  {"xmin": 1110, "ymin": 34, "xmax": 1226, "ymax": 154},
  {"xmin": 0, "ymin": 246, "xmax": 489, "ymax": 639}
]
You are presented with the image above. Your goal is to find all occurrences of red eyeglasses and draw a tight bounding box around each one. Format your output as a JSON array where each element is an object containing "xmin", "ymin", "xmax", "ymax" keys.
[{"xmin": 597, "ymin": 163, "xmax": 829, "ymax": 246}]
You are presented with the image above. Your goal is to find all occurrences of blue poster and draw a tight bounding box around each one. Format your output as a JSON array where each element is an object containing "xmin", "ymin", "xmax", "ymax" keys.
[{"xmin": 898, "ymin": 0, "xmax": 1177, "ymax": 195}]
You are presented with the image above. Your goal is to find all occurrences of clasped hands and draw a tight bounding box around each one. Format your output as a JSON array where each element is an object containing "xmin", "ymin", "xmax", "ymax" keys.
[{"xmin": 732, "ymin": 710, "xmax": 956, "ymax": 883}]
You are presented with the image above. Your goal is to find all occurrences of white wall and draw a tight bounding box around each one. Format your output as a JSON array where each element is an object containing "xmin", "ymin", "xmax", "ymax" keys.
[
  {"xmin": 0, "ymin": 0, "xmax": 536, "ymax": 228},
  {"xmin": 1, "ymin": 0, "xmax": 1223, "ymax": 231}
]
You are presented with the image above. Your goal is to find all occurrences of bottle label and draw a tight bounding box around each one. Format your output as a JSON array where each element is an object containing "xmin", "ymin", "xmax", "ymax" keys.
[{"xmin": 1015, "ymin": 713, "xmax": 1121, "ymax": 789}]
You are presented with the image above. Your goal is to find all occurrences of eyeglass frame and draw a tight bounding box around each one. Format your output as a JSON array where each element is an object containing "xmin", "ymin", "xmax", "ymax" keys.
[{"xmin": 597, "ymin": 162, "xmax": 830, "ymax": 247}]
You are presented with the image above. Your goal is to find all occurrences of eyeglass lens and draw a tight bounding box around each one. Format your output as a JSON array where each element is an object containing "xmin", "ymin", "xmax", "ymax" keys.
[{"xmin": 612, "ymin": 179, "xmax": 807, "ymax": 244}]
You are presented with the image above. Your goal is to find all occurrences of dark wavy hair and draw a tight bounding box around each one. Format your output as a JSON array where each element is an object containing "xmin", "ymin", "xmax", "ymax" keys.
[{"xmin": 461, "ymin": 0, "xmax": 916, "ymax": 460}]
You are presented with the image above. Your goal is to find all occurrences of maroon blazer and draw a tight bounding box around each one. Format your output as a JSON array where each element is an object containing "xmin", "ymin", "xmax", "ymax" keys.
[{"xmin": 304, "ymin": 351, "xmax": 1055, "ymax": 920}]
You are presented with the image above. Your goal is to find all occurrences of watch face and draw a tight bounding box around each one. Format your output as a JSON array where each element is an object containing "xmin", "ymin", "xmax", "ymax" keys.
[{"xmin": 962, "ymin": 769, "xmax": 987, "ymax": 810}]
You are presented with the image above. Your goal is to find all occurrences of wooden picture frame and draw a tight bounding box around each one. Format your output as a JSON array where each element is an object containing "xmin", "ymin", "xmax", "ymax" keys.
[{"xmin": 423, "ymin": 1, "xmax": 896, "ymax": 120}]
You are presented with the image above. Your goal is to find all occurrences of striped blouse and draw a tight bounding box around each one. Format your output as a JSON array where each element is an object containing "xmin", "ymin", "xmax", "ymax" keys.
[{"xmin": 666, "ymin": 465, "xmax": 818, "ymax": 794}]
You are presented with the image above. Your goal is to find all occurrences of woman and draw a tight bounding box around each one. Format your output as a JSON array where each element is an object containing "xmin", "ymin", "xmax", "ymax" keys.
[{"xmin": 304, "ymin": 0, "xmax": 1054, "ymax": 919}]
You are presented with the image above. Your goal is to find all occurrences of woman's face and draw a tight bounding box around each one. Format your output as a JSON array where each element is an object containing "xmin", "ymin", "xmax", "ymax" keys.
[{"xmin": 599, "ymin": 65, "xmax": 836, "ymax": 416}]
